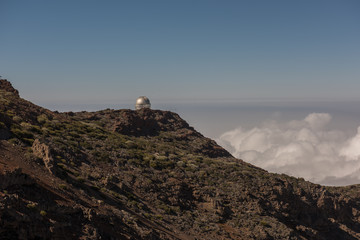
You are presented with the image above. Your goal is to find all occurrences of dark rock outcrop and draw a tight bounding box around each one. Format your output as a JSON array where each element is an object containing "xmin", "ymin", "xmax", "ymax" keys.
[
  {"xmin": 113, "ymin": 108, "xmax": 194, "ymax": 137},
  {"xmin": 32, "ymin": 139, "xmax": 55, "ymax": 173},
  {"xmin": 0, "ymin": 79, "xmax": 19, "ymax": 97}
]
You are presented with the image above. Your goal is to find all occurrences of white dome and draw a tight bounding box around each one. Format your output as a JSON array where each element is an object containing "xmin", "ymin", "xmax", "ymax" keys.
[{"xmin": 135, "ymin": 96, "xmax": 151, "ymax": 110}]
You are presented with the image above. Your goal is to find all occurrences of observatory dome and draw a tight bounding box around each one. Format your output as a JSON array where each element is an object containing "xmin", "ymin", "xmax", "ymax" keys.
[{"xmin": 135, "ymin": 96, "xmax": 151, "ymax": 110}]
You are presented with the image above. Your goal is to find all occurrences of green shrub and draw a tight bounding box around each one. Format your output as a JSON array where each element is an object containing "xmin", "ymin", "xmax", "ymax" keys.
[
  {"xmin": 81, "ymin": 141, "xmax": 93, "ymax": 150},
  {"xmin": 57, "ymin": 163, "xmax": 66, "ymax": 170},
  {"xmin": 125, "ymin": 140, "xmax": 137, "ymax": 149},
  {"xmin": 8, "ymin": 138, "xmax": 19, "ymax": 145},
  {"xmin": 6, "ymin": 110, "xmax": 15, "ymax": 117},
  {"xmin": 37, "ymin": 114, "xmax": 48, "ymax": 124},
  {"xmin": 22, "ymin": 138, "xmax": 34, "ymax": 145},
  {"xmin": 128, "ymin": 158, "xmax": 143, "ymax": 166},
  {"xmin": 11, "ymin": 128, "xmax": 34, "ymax": 139},
  {"xmin": 91, "ymin": 185, "xmax": 100, "ymax": 191},
  {"xmin": 26, "ymin": 203, "xmax": 37, "ymax": 209},
  {"xmin": 12, "ymin": 115, "xmax": 22, "ymax": 123},
  {"xmin": 159, "ymin": 204, "xmax": 176, "ymax": 215},
  {"xmin": 20, "ymin": 122, "xmax": 42, "ymax": 134},
  {"xmin": 40, "ymin": 210, "xmax": 47, "ymax": 216},
  {"xmin": 260, "ymin": 220, "xmax": 271, "ymax": 228},
  {"xmin": 76, "ymin": 177, "xmax": 85, "ymax": 183},
  {"xmin": 149, "ymin": 158, "xmax": 175, "ymax": 170}
]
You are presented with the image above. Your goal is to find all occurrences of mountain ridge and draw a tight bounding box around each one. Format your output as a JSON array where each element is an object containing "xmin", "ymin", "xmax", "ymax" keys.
[{"xmin": 1, "ymin": 79, "xmax": 360, "ymax": 239}]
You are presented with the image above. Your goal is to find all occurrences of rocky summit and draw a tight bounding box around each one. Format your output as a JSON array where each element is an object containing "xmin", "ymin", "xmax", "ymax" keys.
[{"xmin": 1, "ymin": 79, "xmax": 360, "ymax": 240}]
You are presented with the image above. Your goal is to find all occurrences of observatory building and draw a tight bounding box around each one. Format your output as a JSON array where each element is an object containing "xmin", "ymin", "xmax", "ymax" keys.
[{"xmin": 135, "ymin": 96, "xmax": 151, "ymax": 110}]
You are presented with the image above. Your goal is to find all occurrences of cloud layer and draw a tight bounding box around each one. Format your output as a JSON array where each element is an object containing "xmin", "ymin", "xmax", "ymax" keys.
[{"xmin": 218, "ymin": 113, "xmax": 360, "ymax": 186}]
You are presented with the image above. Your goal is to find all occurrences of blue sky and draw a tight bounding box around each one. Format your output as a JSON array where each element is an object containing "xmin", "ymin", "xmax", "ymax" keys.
[{"xmin": 1, "ymin": 0, "xmax": 360, "ymax": 108}]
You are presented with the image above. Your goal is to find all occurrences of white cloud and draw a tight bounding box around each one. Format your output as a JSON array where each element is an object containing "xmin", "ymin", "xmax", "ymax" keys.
[
  {"xmin": 340, "ymin": 127, "xmax": 360, "ymax": 161},
  {"xmin": 218, "ymin": 113, "xmax": 360, "ymax": 186}
]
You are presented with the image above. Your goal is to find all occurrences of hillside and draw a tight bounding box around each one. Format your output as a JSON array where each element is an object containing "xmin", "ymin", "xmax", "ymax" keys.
[{"xmin": 1, "ymin": 79, "xmax": 360, "ymax": 240}]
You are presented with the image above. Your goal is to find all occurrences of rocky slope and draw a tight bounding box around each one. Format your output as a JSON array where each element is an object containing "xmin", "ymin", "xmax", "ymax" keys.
[{"xmin": 1, "ymin": 79, "xmax": 360, "ymax": 240}]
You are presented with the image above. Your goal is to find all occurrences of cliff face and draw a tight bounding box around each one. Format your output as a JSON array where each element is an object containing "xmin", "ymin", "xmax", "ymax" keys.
[{"xmin": 1, "ymin": 79, "xmax": 360, "ymax": 240}]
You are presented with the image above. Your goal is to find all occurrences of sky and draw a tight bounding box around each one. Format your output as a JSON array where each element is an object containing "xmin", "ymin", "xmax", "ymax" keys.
[
  {"xmin": 1, "ymin": 1, "xmax": 360, "ymax": 185},
  {"xmin": 1, "ymin": 0, "xmax": 360, "ymax": 107}
]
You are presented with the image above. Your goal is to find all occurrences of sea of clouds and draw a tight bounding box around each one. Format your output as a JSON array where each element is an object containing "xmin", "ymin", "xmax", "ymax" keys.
[{"xmin": 218, "ymin": 113, "xmax": 360, "ymax": 186}]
